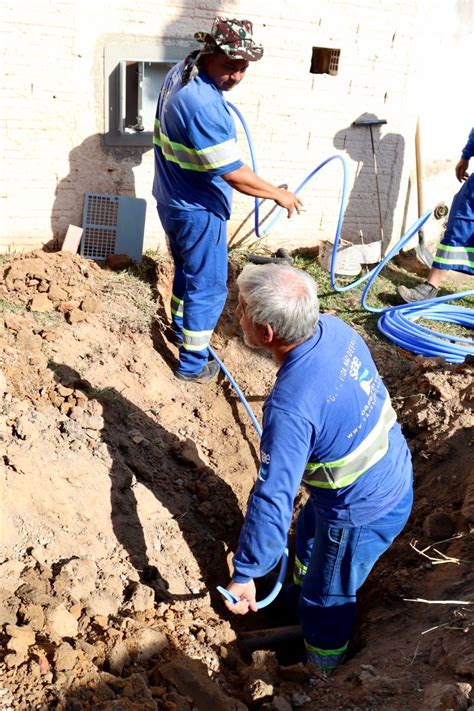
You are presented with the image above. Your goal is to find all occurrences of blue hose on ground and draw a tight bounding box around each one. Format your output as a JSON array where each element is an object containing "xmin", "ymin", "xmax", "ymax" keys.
[
  {"xmin": 229, "ymin": 101, "xmax": 474, "ymax": 363},
  {"xmin": 356, "ymin": 213, "xmax": 474, "ymax": 363}
]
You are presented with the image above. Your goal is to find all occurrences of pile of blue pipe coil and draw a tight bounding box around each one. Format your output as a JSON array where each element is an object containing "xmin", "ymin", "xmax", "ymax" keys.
[{"xmin": 228, "ymin": 102, "xmax": 473, "ymax": 364}]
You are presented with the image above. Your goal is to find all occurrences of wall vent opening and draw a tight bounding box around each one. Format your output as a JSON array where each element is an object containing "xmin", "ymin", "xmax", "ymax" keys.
[{"xmin": 310, "ymin": 47, "xmax": 340, "ymax": 75}]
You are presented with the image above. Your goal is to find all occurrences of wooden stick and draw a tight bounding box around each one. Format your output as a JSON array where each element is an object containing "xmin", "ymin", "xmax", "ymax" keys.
[{"xmin": 404, "ymin": 598, "xmax": 473, "ymax": 605}]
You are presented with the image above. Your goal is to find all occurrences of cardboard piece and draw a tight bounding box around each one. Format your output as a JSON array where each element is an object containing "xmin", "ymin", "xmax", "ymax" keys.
[{"xmin": 61, "ymin": 225, "xmax": 83, "ymax": 254}]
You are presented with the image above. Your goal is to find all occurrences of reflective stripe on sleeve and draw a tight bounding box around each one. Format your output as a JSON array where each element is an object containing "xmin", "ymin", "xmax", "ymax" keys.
[
  {"xmin": 154, "ymin": 119, "xmax": 240, "ymax": 172},
  {"xmin": 303, "ymin": 394, "xmax": 397, "ymax": 489}
]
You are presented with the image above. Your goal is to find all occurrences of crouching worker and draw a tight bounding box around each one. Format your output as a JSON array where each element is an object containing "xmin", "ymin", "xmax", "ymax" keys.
[{"xmin": 223, "ymin": 263, "xmax": 413, "ymax": 672}]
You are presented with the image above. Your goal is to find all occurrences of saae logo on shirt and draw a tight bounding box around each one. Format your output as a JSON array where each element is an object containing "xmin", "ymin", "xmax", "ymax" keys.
[
  {"xmin": 349, "ymin": 356, "xmax": 373, "ymax": 396},
  {"xmin": 258, "ymin": 450, "xmax": 271, "ymax": 482},
  {"xmin": 261, "ymin": 451, "xmax": 271, "ymax": 465}
]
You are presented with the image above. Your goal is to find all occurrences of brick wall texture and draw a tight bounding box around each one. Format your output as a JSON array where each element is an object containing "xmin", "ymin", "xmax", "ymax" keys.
[{"xmin": 1, "ymin": 0, "xmax": 472, "ymax": 255}]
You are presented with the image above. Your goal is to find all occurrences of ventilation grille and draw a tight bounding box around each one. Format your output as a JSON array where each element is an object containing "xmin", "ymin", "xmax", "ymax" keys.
[
  {"xmin": 310, "ymin": 47, "xmax": 341, "ymax": 76},
  {"xmin": 85, "ymin": 193, "xmax": 119, "ymax": 227},
  {"xmin": 81, "ymin": 193, "xmax": 146, "ymax": 262},
  {"xmin": 82, "ymin": 194, "xmax": 119, "ymax": 259},
  {"xmin": 328, "ymin": 49, "xmax": 340, "ymax": 75}
]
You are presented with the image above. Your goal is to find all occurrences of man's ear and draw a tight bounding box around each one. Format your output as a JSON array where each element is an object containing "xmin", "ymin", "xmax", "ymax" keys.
[{"xmin": 261, "ymin": 324, "xmax": 274, "ymax": 344}]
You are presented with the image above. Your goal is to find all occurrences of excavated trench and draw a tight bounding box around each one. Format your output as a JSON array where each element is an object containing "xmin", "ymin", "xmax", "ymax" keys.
[{"xmin": 0, "ymin": 249, "xmax": 472, "ymax": 710}]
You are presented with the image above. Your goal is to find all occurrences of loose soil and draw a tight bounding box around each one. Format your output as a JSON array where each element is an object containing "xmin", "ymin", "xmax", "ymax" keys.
[{"xmin": 0, "ymin": 249, "xmax": 473, "ymax": 711}]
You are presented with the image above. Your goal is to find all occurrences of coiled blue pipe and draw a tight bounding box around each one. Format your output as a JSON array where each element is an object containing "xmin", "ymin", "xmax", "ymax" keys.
[
  {"xmin": 228, "ymin": 102, "xmax": 474, "ymax": 363},
  {"xmin": 357, "ymin": 214, "xmax": 474, "ymax": 364}
]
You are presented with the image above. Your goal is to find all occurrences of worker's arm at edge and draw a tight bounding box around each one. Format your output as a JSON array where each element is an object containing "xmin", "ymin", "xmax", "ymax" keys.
[
  {"xmin": 457, "ymin": 127, "xmax": 474, "ymax": 181},
  {"xmin": 224, "ymin": 409, "xmax": 315, "ymax": 616},
  {"xmin": 222, "ymin": 164, "xmax": 303, "ymax": 218},
  {"xmin": 455, "ymin": 158, "xmax": 469, "ymax": 183}
]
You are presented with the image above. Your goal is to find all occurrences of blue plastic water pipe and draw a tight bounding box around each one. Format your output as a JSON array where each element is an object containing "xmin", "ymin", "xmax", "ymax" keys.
[
  {"xmin": 357, "ymin": 214, "xmax": 474, "ymax": 364},
  {"xmin": 216, "ymin": 547, "xmax": 289, "ymax": 610},
  {"xmin": 209, "ymin": 346, "xmax": 262, "ymax": 437},
  {"xmin": 228, "ymin": 102, "xmax": 474, "ymax": 363}
]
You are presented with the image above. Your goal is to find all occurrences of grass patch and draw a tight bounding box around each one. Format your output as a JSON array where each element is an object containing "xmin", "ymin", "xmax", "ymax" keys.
[
  {"xmin": 0, "ymin": 298, "xmax": 25, "ymax": 314},
  {"xmin": 105, "ymin": 272, "xmax": 155, "ymax": 312},
  {"xmin": 102, "ymin": 267, "xmax": 157, "ymax": 333},
  {"xmin": 32, "ymin": 310, "xmax": 66, "ymax": 328},
  {"xmin": 293, "ymin": 254, "xmax": 473, "ymax": 344}
]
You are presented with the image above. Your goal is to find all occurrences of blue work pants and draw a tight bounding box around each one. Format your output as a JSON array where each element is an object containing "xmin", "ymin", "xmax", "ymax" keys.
[
  {"xmin": 294, "ymin": 483, "xmax": 413, "ymax": 670},
  {"xmin": 157, "ymin": 205, "xmax": 228, "ymax": 374},
  {"xmin": 433, "ymin": 173, "xmax": 474, "ymax": 275}
]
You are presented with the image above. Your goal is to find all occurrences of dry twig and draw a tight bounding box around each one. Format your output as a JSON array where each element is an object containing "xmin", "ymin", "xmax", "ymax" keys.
[
  {"xmin": 409, "ymin": 534, "xmax": 468, "ymax": 566},
  {"xmin": 421, "ymin": 608, "xmax": 473, "ymax": 635}
]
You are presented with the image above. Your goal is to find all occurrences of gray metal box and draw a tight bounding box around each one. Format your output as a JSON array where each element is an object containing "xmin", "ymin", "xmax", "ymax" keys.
[{"xmin": 104, "ymin": 41, "xmax": 193, "ymax": 147}]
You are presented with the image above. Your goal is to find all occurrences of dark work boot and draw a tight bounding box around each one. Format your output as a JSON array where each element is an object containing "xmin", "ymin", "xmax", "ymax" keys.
[
  {"xmin": 397, "ymin": 282, "xmax": 439, "ymax": 303},
  {"xmin": 175, "ymin": 360, "xmax": 220, "ymax": 384}
]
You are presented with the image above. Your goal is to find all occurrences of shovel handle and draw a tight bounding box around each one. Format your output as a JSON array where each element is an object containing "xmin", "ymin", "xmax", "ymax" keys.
[{"xmin": 415, "ymin": 119, "xmax": 424, "ymax": 239}]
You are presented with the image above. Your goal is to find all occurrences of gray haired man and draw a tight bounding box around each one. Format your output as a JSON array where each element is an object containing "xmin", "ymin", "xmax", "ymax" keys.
[{"xmin": 224, "ymin": 263, "xmax": 413, "ymax": 672}]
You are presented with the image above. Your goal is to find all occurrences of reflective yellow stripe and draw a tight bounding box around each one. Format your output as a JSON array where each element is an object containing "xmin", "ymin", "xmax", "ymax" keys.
[
  {"xmin": 437, "ymin": 244, "xmax": 474, "ymax": 252},
  {"xmin": 171, "ymin": 294, "xmax": 184, "ymax": 317},
  {"xmin": 305, "ymin": 640, "xmax": 348, "ymax": 670},
  {"xmin": 433, "ymin": 256, "xmax": 474, "ymax": 268},
  {"xmin": 154, "ymin": 119, "xmax": 240, "ymax": 172},
  {"xmin": 293, "ymin": 556, "xmax": 308, "ymax": 586},
  {"xmin": 433, "ymin": 245, "xmax": 474, "ymax": 269},
  {"xmin": 182, "ymin": 328, "xmax": 213, "ymax": 352},
  {"xmin": 305, "ymin": 641, "xmax": 348, "ymax": 656},
  {"xmin": 303, "ymin": 395, "xmax": 396, "ymax": 489}
]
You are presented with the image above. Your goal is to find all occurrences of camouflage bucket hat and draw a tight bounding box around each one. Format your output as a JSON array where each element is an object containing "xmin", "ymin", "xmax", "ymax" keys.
[{"xmin": 194, "ymin": 16, "xmax": 264, "ymax": 62}]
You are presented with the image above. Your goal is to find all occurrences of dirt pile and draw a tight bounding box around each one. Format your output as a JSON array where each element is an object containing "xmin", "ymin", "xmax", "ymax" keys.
[{"xmin": 0, "ymin": 249, "xmax": 473, "ymax": 710}]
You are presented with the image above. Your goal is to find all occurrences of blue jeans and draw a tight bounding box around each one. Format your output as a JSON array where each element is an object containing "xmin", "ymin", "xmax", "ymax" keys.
[
  {"xmin": 295, "ymin": 483, "xmax": 413, "ymax": 670},
  {"xmin": 157, "ymin": 205, "xmax": 228, "ymax": 374}
]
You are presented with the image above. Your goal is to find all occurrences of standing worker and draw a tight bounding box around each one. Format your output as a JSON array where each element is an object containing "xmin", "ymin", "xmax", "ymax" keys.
[
  {"xmin": 153, "ymin": 17, "xmax": 302, "ymax": 383},
  {"xmin": 398, "ymin": 126, "xmax": 474, "ymax": 302},
  {"xmin": 224, "ymin": 263, "xmax": 413, "ymax": 672}
]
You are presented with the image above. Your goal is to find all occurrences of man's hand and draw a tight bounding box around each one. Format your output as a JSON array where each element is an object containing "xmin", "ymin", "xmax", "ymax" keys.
[
  {"xmin": 275, "ymin": 189, "xmax": 303, "ymax": 218},
  {"xmin": 224, "ymin": 580, "xmax": 257, "ymax": 615},
  {"xmin": 222, "ymin": 165, "xmax": 303, "ymax": 217},
  {"xmin": 455, "ymin": 158, "xmax": 469, "ymax": 183}
]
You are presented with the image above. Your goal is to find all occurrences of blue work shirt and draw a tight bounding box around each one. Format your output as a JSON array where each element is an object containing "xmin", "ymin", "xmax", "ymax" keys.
[
  {"xmin": 152, "ymin": 61, "xmax": 243, "ymax": 220},
  {"xmin": 233, "ymin": 315, "xmax": 412, "ymax": 583}
]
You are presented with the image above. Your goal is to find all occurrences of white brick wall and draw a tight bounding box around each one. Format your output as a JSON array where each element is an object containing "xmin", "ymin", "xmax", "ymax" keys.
[{"xmin": 0, "ymin": 0, "xmax": 471, "ymax": 256}]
